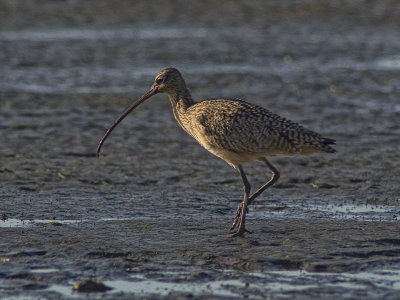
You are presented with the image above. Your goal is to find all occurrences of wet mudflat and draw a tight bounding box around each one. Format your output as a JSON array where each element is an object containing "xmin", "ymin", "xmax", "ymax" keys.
[{"xmin": 1, "ymin": 1, "xmax": 400, "ymax": 299}]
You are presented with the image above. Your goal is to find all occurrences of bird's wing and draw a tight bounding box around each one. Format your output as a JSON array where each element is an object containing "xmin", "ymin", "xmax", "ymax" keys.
[{"xmin": 190, "ymin": 99, "xmax": 299, "ymax": 155}]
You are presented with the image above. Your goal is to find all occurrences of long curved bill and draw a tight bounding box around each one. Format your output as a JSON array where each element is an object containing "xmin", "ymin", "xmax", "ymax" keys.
[{"xmin": 96, "ymin": 86, "xmax": 158, "ymax": 156}]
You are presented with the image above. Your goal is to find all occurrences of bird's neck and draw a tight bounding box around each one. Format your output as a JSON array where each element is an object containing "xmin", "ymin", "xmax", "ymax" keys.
[
  {"xmin": 168, "ymin": 88, "xmax": 194, "ymax": 134},
  {"xmin": 167, "ymin": 88, "xmax": 194, "ymax": 111}
]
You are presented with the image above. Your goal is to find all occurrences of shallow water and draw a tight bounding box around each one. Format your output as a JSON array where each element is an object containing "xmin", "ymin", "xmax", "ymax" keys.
[
  {"xmin": 1, "ymin": 1, "xmax": 400, "ymax": 299},
  {"xmin": 5, "ymin": 267, "xmax": 400, "ymax": 299},
  {"xmin": 1, "ymin": 201, "xmax": 398, "ymax": 229}
]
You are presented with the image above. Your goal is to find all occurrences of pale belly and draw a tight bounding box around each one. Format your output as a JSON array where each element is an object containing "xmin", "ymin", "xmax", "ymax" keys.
[{"xmin": 204, "ymin": 145, "xmax": 263, "ymax": 167}]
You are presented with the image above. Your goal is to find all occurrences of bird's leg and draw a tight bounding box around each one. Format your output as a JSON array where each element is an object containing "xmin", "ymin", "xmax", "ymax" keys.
[
  {"xmin": 230, "ymin": 166, "xmax": 252, "ymax": 237},
  {"xmin": 247, "ymin": 158, "xmax": 280, "ymax": 206},
  {"xmin": 230, "ymin": 165, "xmax": 250, "ymax": 230},
  {"xmin": 230, "ymin": 202, "xmax": 248, "ymax": 231},
  {"xmin": 230, "ymin": 159, "xmax": 280, "ymax": 237}
]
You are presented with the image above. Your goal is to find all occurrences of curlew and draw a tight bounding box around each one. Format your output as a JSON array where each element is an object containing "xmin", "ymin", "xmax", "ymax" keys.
[{"xmin": 97, "ymin": 68, "xmax": 336, "ymax": 237}]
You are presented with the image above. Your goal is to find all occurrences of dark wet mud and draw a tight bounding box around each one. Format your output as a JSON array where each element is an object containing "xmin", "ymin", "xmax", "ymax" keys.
[{"xmin": 1, "ymin": 1, "xmax": 400, "ymax": 299}]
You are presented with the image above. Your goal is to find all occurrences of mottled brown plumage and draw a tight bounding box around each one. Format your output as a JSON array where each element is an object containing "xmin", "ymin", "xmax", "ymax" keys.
[{"xmin": 97, "ymin": 67, "xmax": 336, "ymax": 237}]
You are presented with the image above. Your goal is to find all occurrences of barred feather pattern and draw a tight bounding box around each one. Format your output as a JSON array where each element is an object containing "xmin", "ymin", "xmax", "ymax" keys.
[{"xmin": 177, "ymin": 99, "xmax": 335, "ymax": 160}]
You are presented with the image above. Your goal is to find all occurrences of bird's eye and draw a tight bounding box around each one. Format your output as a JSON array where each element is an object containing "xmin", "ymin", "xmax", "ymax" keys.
[{"xmin": 155, "ymin": 77, "xmax": 163, "ymax": 85}]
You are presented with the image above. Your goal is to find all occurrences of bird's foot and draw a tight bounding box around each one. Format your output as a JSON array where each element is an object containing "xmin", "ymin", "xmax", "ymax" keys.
[
  {"xmin": 230, "ymin": 227, "xmax": 253, "ymax": 238},
  {"xmin": 230, "ymin": 202, "xmax": 249, "ymax": 231},
  {"xmin": 229, "ymin": 205, "xmax": 252, "ymax": 237}
]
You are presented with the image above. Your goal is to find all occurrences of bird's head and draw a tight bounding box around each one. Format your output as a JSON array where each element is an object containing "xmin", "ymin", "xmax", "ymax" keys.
[
  {"xmin": 151, "ymin": 67, "xmax": 186, "ymax": 94},
  {"xmin": 96, "ymin": 67, "xmax": 185, "ymax": 156}
]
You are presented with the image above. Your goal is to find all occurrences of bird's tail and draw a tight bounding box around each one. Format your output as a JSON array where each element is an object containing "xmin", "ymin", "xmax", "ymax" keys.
[
  {"xmin": 320, "ymin": 137, "xmax": 336, "ymax": 153},
  {"xmin": 298, "ymin": 136, "xmax": 336, "ymax": 155}
]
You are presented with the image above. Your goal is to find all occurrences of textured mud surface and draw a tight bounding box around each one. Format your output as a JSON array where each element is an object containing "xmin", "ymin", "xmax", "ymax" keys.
[{"xmin": 1, "ymin": 1, "xmax": 400, "ymax": 299}]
